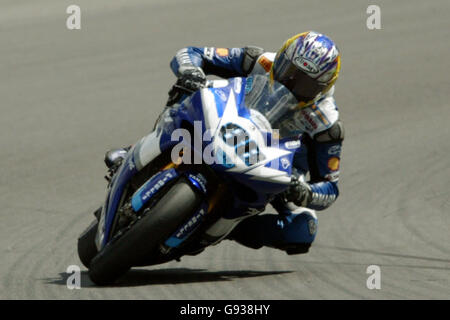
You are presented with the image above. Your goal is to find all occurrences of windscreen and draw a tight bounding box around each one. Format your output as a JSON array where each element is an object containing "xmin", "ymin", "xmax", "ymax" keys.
[{"xmin": 244, "ymin": 75, "xmax": 298, "ymax": 134}]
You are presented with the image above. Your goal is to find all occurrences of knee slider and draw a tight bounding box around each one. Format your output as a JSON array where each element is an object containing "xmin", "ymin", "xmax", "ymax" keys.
[{"xmin": 277, "ymin": 243, "xmax": 312, "ymax": 255}]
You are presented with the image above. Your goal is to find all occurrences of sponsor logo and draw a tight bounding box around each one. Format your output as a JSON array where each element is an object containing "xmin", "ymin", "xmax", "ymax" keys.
[
  {"xmin": 245, "ymin": 77, "xmax": 253, "ymax": 94},
  {"xmin": 204, "ymin": 47, "xmax": 214, "ymax": 60},
  {"xmin": 217, "ymin": 90, "xmax": 227, "ymax": 101},
  {"xmin": 230, "ymin": 48, "xmax": 241, "ymax": 57},
  {"xmin": 234, "ymin": 78, "xmax": 242, "ymax": 94},
  {"xmin": 301, "ymin": 109, "xmax": 318, "ymax": 130},
  {"xmin": 308, "ymin": 219, "xmax": 317, "ymax": 235},
  {"xmin": 284, "ymin": 140, "xmax": 301, "ymax": 149},
  {"xmin": 258, "ymin": 56, "xmax": 272, "ymax": 72},
  {"xmin": 142, "ymin": 172, "xmax": 174, "ymax": 201},
  {"xmin": 188, "ymin": 173, "xmax": 207, "ymax": 193},
  {"xmin": 328, "ymin": 145, "xmax": 341, "ymax": 155},
  {"xmin": 281, "ymin": 157, "xmax": 290, "ymax": 169},
  {"xmin": 177, "ymin": 48, "xmax": 192, "ymax": 65},
  {"xmin": 176, "ymin": 208, "xmax": 206, "ymax": 238},
  {"xmin": 216, "ymin": 48, "xmax": 229, "ymax": 57},
  {"xmin": 327, "ymin": 157, "xmax": 340, "ymax": 171},
  {"xmin": 295, "ymin": 57, "xmax": 319, "ymax": 74},
  {"xmin": 325, "ymin": 171, "xmax": 340, "ymax": 182}
]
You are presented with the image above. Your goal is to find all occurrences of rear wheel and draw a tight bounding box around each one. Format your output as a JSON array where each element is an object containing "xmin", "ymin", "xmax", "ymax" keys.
[{"xmin": 88, "ymin": 178, "xmax": 202, "ymax": 285}]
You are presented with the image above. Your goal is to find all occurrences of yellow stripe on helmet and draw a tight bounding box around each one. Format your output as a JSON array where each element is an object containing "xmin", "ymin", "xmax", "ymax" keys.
[
  {"xmin": 322, "ymin": 55, "xmax": 341, "ymax": 94},
  {"xmin": 269, "ymin": 32, "xmax": 310, "ymax": 83}
]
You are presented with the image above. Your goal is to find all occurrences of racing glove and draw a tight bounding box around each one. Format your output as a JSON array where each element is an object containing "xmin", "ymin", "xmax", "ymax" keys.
[
  {"xmin": 167, "ymin": 66, "xmax": 207, "ymax": 106},
  {"xmin": 283, "ymin": 176, "xmax": 313, "ymax": 207},
  {"xmin": 178, "ymin": 65, "xmax": 207, "ymax": 91}
]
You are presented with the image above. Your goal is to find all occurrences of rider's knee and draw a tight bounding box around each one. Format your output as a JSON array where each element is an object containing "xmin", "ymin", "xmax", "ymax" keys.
[
  {"xmin": 284, "ymin": 210, "xmax": 318, "ymax": 242},
  {"xmin": 276, "ymin": 210, "xmax": 318, "ymax": 254}
]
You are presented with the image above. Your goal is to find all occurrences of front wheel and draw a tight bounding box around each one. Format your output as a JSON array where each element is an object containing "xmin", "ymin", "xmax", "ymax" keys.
[
  {"xmin": 78, "ymin": 207, "xmax": 102, "ymax": 268},
  {"xmin": 88, "ymin": 178, "xmax": 202, "ymax": 285},
  {"xmin": 77, "ymin": 211, "xmax": 100, "ymax": 268}
]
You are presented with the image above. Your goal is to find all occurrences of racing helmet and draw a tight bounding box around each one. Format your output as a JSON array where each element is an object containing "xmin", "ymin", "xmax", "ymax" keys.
[{"xmin": 270, "ymin": 31, "xmax": 341, "ymax": 107}]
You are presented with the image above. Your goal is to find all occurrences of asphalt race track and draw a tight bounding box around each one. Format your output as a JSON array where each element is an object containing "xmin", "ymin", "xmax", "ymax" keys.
[{"xmin": 1, "ymin": 0, "xmax": 449, "ymax": 299}]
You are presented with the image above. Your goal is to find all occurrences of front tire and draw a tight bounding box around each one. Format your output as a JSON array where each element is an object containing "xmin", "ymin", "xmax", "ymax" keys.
[
  {"xmin": 88, "ymin": 178, "xmax": 202, "ymax": 285},
  {"xmin": 77, "ymin": 219, "xmax": 99, "ymax": 268}
]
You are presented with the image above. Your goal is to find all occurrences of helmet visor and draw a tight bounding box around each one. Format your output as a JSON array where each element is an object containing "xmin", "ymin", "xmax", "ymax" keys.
[{"xmin": 273, "ymin": 53, "xmax": 327, "ymax": 102}]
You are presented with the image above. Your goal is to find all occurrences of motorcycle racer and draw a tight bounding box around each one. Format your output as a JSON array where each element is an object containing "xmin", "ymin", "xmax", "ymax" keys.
[{"xmin": 107, "ymin": 31, "xmax": 344, "ymax": 255}]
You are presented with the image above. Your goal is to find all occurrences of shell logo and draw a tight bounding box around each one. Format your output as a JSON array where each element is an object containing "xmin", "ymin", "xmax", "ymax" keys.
[
  {"xmin": 216, "ymin": 48, "xmax": 229, "ymax": 57},
  {"xmin": 327, "ymin": 157, "xmax": 340, "ymax": 171},
  {"xmin": 258, "ymin": 56, "xmax": 272, "ymax": 72}
]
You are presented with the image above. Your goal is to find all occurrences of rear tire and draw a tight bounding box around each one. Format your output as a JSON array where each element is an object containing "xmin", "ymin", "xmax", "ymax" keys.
[{"xmin": 88, "ymin": 178, "xmax": 202, "ymax": 285}]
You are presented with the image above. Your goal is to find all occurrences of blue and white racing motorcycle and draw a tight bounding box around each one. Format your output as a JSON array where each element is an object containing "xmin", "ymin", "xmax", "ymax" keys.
[{"xmin": 77, "ymin": 75, "xmax": 302, "ymax": 285}]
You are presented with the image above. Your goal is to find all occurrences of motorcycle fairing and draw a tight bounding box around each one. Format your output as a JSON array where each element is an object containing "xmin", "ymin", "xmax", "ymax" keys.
[{"xmin": 98, "ymin": 76, "xmax": 297, "ymax": 250}]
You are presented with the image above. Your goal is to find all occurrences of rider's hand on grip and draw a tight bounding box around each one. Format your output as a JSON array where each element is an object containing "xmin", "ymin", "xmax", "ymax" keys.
[
  {"xmin": 283, "ymin": 176, "xmax": 312, "ymax": 207},
  {"xmin": 167, "ymin": 66, "xmax": 206, "ymax": 106},
  {"xmin": 177, "ymin": 65, "xmax": 207, "ymax": 92}
]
